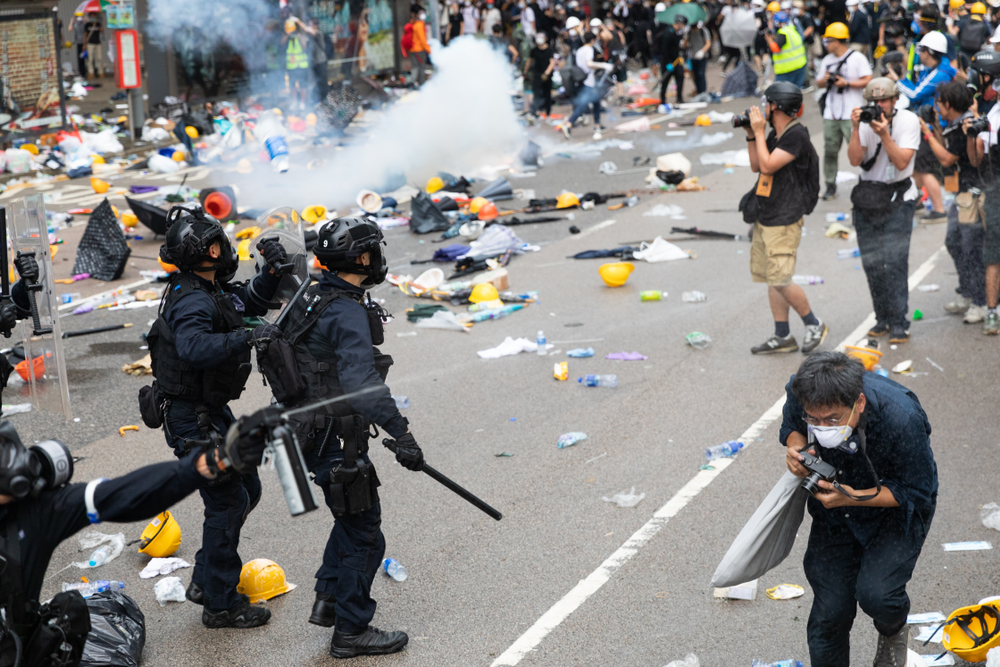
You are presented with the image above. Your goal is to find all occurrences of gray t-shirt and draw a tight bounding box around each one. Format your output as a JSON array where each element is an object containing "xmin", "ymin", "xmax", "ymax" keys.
[
  {"xmin": 72, "ymin": 20, "xmax": 86, "ymax": 45},
  {"xmin": 688, "ymin": 26, "xmax": 710, "ymax": 59}
]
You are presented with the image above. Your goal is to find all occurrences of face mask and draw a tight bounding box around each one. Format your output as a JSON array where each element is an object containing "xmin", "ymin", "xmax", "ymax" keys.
[
  {"xmin": 535, "ymin": 34, "xmax": 547, "ymax": 44},
  {"xmin": 419, "ymin": 12, "xmax": 427, "ymax": 19},
  {"xmin": 807, "ymin": 403, "xmax": 857, "ymax": 449}
]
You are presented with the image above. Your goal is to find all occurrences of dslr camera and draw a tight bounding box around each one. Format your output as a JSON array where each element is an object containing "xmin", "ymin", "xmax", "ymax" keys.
[
  {"xmin": 967, "ymin": 116, "xmax": 991, "ymax": 138},
  {"xmin": 799, "ymin": 449, "xmax": 837, "ymax": 495},
  {"xmin": 732, "ymin": 108, "xmax": 752, "ymax": 128},
  {"xmin": 859, "ymin": 104, "xmax": 884, "ymax": 124},
  {"xmin": 880, "ymin": 51, "xmax": 905, "ymax": 78},
  {"xmin": 916, "ymin": 104, "xmax": 936, "ymax": 124}
]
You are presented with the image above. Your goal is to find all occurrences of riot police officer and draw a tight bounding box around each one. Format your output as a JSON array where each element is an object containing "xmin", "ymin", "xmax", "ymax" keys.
[
  {"xmin": 0, "ymin": 252, "xmax": 48, "ymax": 406},
  {"xmin": 148, "ymin": 204, "xmax": 286, "ymax": 629},
  {"xmin": 0, "ymin": 418, "xmax": 270, "ymax": 667},
  {"xmin": 267, "ymin": 217, "xmax": 421, "ymax": 658}
]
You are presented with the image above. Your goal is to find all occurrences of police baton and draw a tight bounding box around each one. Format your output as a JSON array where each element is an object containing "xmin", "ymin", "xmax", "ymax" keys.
[{"xmin": 382, "ymin": 438, "xmax": 503, "ymax": 521}]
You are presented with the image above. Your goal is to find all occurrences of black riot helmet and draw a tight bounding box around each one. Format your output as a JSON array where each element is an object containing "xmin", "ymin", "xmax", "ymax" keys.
[
  {"xmin": 969, "ymin": 50, "xmax": 1000, "ymax": 93},
  {"xmin": 314, "ymin": 217, "xmax": 388, "ymax": 287},
  {"xmin": 763, "ymin": 81, "xmax": 804, "ymax": 117},
  {"xmin": 159, "ymin": 204, "xmax": 232, "ymax": 273},
  {"xmin": 0, "ymin": 421, "xmax": 72, "ymax": 499}
]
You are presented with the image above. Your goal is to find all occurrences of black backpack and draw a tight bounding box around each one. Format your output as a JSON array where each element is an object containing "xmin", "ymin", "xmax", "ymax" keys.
[{"xmin": 960, "ymin": 19, "xmax": 988, "ymax": 52}]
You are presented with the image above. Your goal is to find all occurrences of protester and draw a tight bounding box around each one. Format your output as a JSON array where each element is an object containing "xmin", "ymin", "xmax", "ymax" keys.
[
  {"xmin": 958, "ymin": 2, "xmax": 991, "ymax": 58},
  {"xmin": 781, "ymin": 352, "xmax": 936, "ymax": 667},
  {"xmin": 657, "ymin": 16, "xmax": 687, "ymax": 105},
  {"xmin": 69, "ymin": 12, "xmax": 86, "ymax": 77},
  {"xmin": 846, "ymin": 0, "xmax": 871, "ymax": 57},
  {"xmin": 526, "ymin": 32, "xmax": 555, "ymax": 118},
  {"xmin": 847, "ymin": 77, "xmax": 920, "ymax": 343},
  {"xmin": 793, "ymin": 0, "xmax": 817, "ymax": 79},
  {"xmin": 309, "ymin": 18, "xmax": 331, "ymax": 102},
  {"xmin": 448, "ymin": 1, "xmax": 464, "ymax": 41},
  {"xmin": 402, "ymin": 7, "xmax": 432, "ymax": 86},
  {"xmin": 688, "ymin": 19, "xmax": 714, "ymax": 96},
  {"xmin": 462, "ymin": 0, "xmax": 482, "ymax": 33},
  {"xmin": 768, "ymin": 10, "xmax": 808, "ymax": 87},
  {"xmin": 561, "ymin": 31, "xmax": 612, "ymax": 139},
  {"xmin": 968, "ymin": 51, "xmax": 1000, "ymax": 334},
  {"xmin": 490, "ymin": 23, "xmax": 520, "ymax": 62},
  {"xmin": 742, "ymin": 82, "xmax": 827, "ymax": 355},
  {"xmin": 283, "ymin": 18, "xmax": 312, "ymax": 112},
  {"xmin": 84, "ymin": 12, "xmax": 103, "ymax": 78},
  {"xmin": 816, "ymin": 22, "xmax": 872, "ymax": 200},
  {"xmin": 483, "ymin": 1, "xmax": 503, "ymax": 34}
]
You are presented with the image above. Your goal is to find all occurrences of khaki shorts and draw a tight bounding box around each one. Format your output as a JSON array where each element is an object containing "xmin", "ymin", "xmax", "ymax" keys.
[{"xmin": 750, "ymin": 218, "xmax": 804, "ymax": 286}]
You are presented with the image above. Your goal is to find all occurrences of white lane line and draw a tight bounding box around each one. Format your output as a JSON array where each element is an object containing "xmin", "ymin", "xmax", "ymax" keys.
[
  {"xmin": 572, "ymin": 219, "xmax": 617, "ymax": 239},
  {"xmin": 490, "ymin": 244, "xmax": 945, "ymax": 667}
]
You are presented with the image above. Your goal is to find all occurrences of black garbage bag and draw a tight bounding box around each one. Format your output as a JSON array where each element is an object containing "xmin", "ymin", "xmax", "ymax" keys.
[
  {"xmin": 656, "ymin": 170, "xmax": 686, "ymax": 185},
  {"xmin": 79, "ymin": 590, "xmax": 145, "ymax": 667},
  {"xmin": 409, "ymin": 192, "xmax": 451, "ymax": 234},
  {"xmin": 73, "ymin": 199, "xmax": 131, "ymax": 281}
]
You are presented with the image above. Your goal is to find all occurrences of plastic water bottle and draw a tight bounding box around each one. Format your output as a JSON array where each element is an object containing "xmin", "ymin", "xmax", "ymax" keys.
[
  {"xmin": 383, "ymin": 558, "xmax": 408, "ymax": 582},
  {"xmin": 88, "ymin": 545, "xmax": 111, "ymax": 567},
  {"xmin": 685, "ymin": 332, "xmax": 712, "ymax": 349},
  {"xmin": 837, "ymin": 248, "xmax": 861, "ymax": 259},
  {"xmin": 792, "ymin": 275, "xmax": 824, "ymax": 285},
  {"xmin": 640, "ymin": 290, "xmax": 666, "ymax": 301},
  {"xmin": 536, "ymin": 330, "xmax": 547, "ymax": 356},
  {"xmin": 682, "ymin": 291, "xmax": 707, "ymax": 302},
  {"xmin": 63, "ymin": 580, "xmax": 124, "ymax": 598},
  {"xmin": 392, "ymin": 395, "xmax": 409, "ymax": 410},
  {"xmin": 253, "ymin": 111, "xmax": 289, "ymax": 173},
  {"xmin": 578, "ymin": 374, "xmax": 618, "ymax": 388},
  {"xmin": 705, "ymin": 440, "xmax": 745, "ymax": 461},
  {"xmin": 825, "ymin": 212, "xmax": 849, "ymax": 222}
]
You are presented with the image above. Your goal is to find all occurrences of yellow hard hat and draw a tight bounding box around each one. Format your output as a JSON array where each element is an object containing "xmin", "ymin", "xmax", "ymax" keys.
[
  {"xmin": 302, "ymin": 205, "xmax": 327, "ymax": 224},
  {"xmin": 121, "ymin": 212, "xmax": 139, "ymax": 228},
  {"xmin": 556, "ymin": 192, "xmax": 580, "ymax": 209},
  {"xmin": 171, "ymin": 150, "xmax": 185, "ymax": 162},
  {"xmin": 942, "ymin": 602, "xmax": 1000, "ymax": 662},
  {"xmin": 90, "ymin": 177, "xmax": 109, "ymax": 194},
  {"xmin": 469, "ymin": 283, "xmax": 500, "ymax": 303},
  {"xmin": 972, "ymin": 1, "xmax": 987, "ymax": 12},
  {"xmin": 469, "ymin": 196, "xmax": 488, "ymax": 214},
  {"xmin": 138, "ymin": 511, "xmax": 182, "ymax": 558},
  {"xmin": 185, "ymin": 125, "xmax": 199, "ymax": 139},
  {"xmin": 426, "ymin": 176, "xmax": 445, "ymax": 194},
  {"xmin": 950, "ymin": 0, "xmax": 964, "ymax": 9},
  {"xmin": 694, "ymin": 114, "xmax": 712, "ymax": 126},
  {"xmin": 285, "ymin": 19, "xmax": 297, "ymax": 33},
  {"xmin": 598, "ymin": 262, "xmax": 635, "ymax": 287},
  {"xmin": 767, "ymin": 1, "xmax": 781, "ymax": 11},
  {"xmin": 237, "ymin": 558, "xmax": 296, "ymax": 603},
  {"xmin": 824, "ymin": 22, "xmax": 850, "ymax": 39},
  {"xmin": 20, "ymin": 143, "xmax": 38, "ymax": 155}
]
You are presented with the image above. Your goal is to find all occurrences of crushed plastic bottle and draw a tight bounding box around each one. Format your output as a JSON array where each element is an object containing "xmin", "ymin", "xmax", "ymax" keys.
[
  {"xmin": 392, "ymin": 395, "xmax": 409, "ymax": 410},
  {"xmin": 685, "ymin": 332, "xmax": 712, "ymax": 349},
  {"xmin": 682, "ymin": 291, "xmax": 707, "ymax": 302},
  {"xmin": 567, "ymin": 347, "xmax": 595, "ymax": 358},
  {"xmin": 981, "ymin": 503, "xmax": 1000, "ymax": 531},
  {"xmin": 837, "ymin": 248, "xmax": 861, "ymax": 259},
  {"xmin": 825, "ymin": 212, "xmax": 849, "ymax": 222},
  {"xmin": 62, "ymin": 580, "xmax": 125, "ymax": 598},
  {"xmin": 383, "ymin": 558, "xmax": 408, "ymax": 582},
  {"xmin": 557, "ymin": 432, "xmax": 587, "ymax": 448},
  {"xmin": 536, "ymin": 330, "xmax": 547, "ymax": 356},
  {"xmin": 578, "ymin": 374, "xmax": 618, "ymax": 387},
  {"xmin": 705, "ymin": 440, "xmax": 745, "ymax": 461},
  {"xmin": 89, "ymin": 545, "xmax": 111, "ymax": 567},
  {"xmin": 2, "ymin": 404, "xmax": 32, "ymax": 415},
  {"xmin": 792, "ymin": 275, "xmax": 824, "ymax": 285}
]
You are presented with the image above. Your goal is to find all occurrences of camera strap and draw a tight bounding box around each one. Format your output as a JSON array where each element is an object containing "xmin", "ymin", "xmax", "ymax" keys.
[
  {"xmin": 832, "ymin": 413, "xmax": 882, "ymax": 502},
  {"xmin": 860, "ymin": 117, "xmax": 892, "ymax": 172}
]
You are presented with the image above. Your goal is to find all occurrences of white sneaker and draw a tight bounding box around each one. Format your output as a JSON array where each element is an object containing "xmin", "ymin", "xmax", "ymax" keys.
[
  {"xmin": 964, "ymin": 304, "xmax": 987, "ymax": 323},
  {"xmin": 593, "ymin": 129, "xmax": 603, "ymax": 140},
  {"xmin": 945, "ymin": 295, "xmax": 971, "ymax": 314}
]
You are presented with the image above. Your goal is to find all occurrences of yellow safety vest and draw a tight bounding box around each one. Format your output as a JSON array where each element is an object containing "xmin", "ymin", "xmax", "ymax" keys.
[
  {"xmin": 286, "ymin": 37, "xmax": 309, "ymax": 70},
  {"xmin": 772, "ymin": 25, "xmax": 806, "ymax": 74},
  {"xmin": 907, "ymin": 42, "xmax": 917, "ymax": 82}
]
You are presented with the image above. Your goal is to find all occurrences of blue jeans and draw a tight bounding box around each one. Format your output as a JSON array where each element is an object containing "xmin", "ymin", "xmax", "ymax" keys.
[
  {"xmin": 854, "ymin": 200, "xmax": 915, "ymax": 328},
  {"xmin": 774, "ymin": 66, "xmax": 806, "ymax": 88},
  {"xmin": 946, "ymin": 202, "xmax": 987, "ymax": 306},
  {"xmin": 568, "ymin": 84, "xmax": 602, "ymax": 126},
  {"xmin": 164, "ymin": 400, "xmax": 262, "ymax": 612},
  {"xmin": 306, "ymin": 443, "xmax": 386, "ymax": 634},
  {"xmin": 690, "ymin": 58, "xmax": 708, "ymax": 95}
]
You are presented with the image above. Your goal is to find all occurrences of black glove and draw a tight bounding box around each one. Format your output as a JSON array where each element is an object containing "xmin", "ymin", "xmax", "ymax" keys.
[
  {"xmin": 393, "ymin": 433, "xmax": 424, "ymax": 471},
  {"xmin": 223, "ymin": 406, "xmax": 281, "ymax": 474},
  {"xmin": 14, "ymin": 251, "xmax": 38, "ymax": 283},
  {"xmin": 244, "ymin": 322, "xmax": 281, "ymax": 348},
  {"xmin": 257, "ymin": 237, "xmax": 289, "ymax": 275},
  {"xmin": 0, "ymin": 302, "xmax": 16, "ymax": 338}
]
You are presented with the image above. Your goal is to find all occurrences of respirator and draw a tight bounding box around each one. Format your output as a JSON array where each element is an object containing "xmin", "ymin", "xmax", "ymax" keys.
[{"xmin": 0, "ymin": 421, "xmax": 73, "ymax": 498}]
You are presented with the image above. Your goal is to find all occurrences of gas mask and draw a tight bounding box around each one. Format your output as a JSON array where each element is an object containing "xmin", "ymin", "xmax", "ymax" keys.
[
  {"xmin": 807, "ymin": 402, "xmax": 857, "ymax": 449},
  {"xmin": 0, "ymin": 421, "xmax": 73, "ymax": 499}
]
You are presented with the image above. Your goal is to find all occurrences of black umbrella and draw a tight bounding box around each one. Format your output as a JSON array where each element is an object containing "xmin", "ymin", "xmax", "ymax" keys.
[
  {"xmin": 570, "ymin": 247, "xmax": 636, "ymax": 259},
  {"xmin": 671, "ymin": 226, "xmax": 747, "ymax": 241},
  {"xmin": 125, "ymin": 197, "xmax": 168, "ymax": 236}
]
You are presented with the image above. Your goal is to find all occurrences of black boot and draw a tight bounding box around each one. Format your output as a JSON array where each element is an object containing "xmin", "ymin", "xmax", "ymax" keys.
[
  {"xmin": 822, "ymin": 183, "xmax": 837, "ymax": 200},
  {"xmin": 329, "ymin": 626, "xmax": 409, "ymax": 658},
  {"xmin": 202, "ymin": 596, "xmax": 271, "ymax": 629},
  {"xmin": 309, "ymin": 592, "xmax": 337, "ymax": 627},
  {"xmin": 185, "ymin": 581, "xmax": 204, "ymax": 605}
]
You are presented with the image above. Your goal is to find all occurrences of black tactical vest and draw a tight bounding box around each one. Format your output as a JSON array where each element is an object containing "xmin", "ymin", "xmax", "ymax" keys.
[{"xmin": 147, "ymin": 273, "xmax": 252, "ymax": 407}]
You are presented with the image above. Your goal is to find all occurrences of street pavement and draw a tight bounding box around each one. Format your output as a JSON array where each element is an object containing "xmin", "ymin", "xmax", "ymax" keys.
[{"xmin": 8, "ymin": 77, "xmax": 1000, "ymax": 667}]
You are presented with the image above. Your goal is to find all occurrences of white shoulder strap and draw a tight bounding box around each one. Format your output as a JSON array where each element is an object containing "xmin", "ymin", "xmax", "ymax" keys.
[{"xmin": 84, "ymin": 478, "xmax": 108, "ymax": 524}]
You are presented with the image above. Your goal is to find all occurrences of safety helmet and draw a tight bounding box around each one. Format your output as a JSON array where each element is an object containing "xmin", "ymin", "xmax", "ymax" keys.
[
  {"xmin": 972, "ymin": 0, "xmax": 988, "ymax": 11},
  {"xmin": 301, "ymin": 205, "xmax": 328, "ymax": 224},
  {"xmin": 863, "ymin": 77, "xmax": 900, "ymax": 101},
  {"xmin": 426, "ymin": 176, "xmax": 444, "ymax": 193},
  {"xmin": 654, "ymin": 2, "xmax": 666, "ymax": 11},
  {"xmin": 972, "ymin": 49, "xmax": 1000, "ymax": 77},
  {"xmin": 314, "ymin": 217, "xmax": 387, "ymax": 287},
  {"xmin": 918, "ymin": 30, "xmax": 949, "ymax": 54},
  {"xmin": 763, "ymin": 81, "xmax": 804, "ymax": 116},
  {"xmin": 773, "ymin": 10, "xmax": 790, "ymax": 23},
  {"xmin": 767, "ymin": 1, "xmax": 780, "ymax": 10},
  {"xmin": 478, "ymin": 202, "xmax": 499, "ymax": 220},
  {"xmin": 941, "ymin": 602, "xmax": 1000, "ymax": 662},
  {"xmin": 469, "ymin": 282, "xmax": 500, "ymax": 303},
  {"xmin": 159, "ymin": 204, "xmax": 232, "ymax": 273},
  {"xmin": 237, "ymin": 559, "xmax": 296, "ymax": 603},
  {"xmin": 285, "ymin": 18, "xmax": 297, "ymax": 33},
  {"xmin": 598, "ymin": 262, "xmax": 635, "ymax": 287},
  {"xmin": 138, "ymin": 511, "xmax": 182, "ymax": 558},
  {"xmin": 0, "ymin": 422, "xmax": 72, "ymax": 499},
  {"xmin": 590, "ymin": 17, "xmax": 603, "ymax": 26},
  {"xmin": 824, "ymin": 22, "xmax": 850, "ymax": 39},
  {"xmin": 950, "ymin": 0, "xmax": 965, "ymax": 8},
  {"xmin": 556, "ymin": 192, "xmax": 580, "ymax": 208},
  {"xmin": 469, "ymin": 196, "xmax": 488, "ymax": 214},
  {"xmin": 566, "ymin": 16, "xmax": 582, "ymax": 28}
]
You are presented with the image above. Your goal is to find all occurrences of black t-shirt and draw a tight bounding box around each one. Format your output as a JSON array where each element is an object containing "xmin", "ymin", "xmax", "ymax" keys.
[
  {"xmin": 529, "ymin": 45, "xmax": 552, "ymax": 77},
  {"xmin": 944, "ymin": 112, "xmax": 983, "ymax": 192},
  {"xmin": 823, "ymin": 0, "xmax": 848, "ymax": 27},
  {"xmin": 758, "ymin": 122, "xmax": 817, "ymax": 226},
  {"xmin": 658, "ymin": 29, "xmax": 682, "ymax": 62},
  {"xmin": 800, "ymin": 12, "xmax": 816, "ymax": 43},
  {"xmin": 85, "ymin": 21, "xmax": 101, "ymax": 44}
]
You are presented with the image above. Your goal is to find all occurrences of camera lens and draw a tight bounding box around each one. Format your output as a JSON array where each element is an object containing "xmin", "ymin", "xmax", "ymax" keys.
[{"xmin": 802, "ymin": 473, "xmax": 821, "ymax": 494}]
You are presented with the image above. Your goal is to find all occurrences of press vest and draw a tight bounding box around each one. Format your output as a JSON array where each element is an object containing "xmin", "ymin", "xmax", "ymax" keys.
[
  {"xmin": 148, "ymin": 273, "xmax": 251, "ymax": 407},
  {"xmin": 773, "ymin": 25, "xmax": 806, "ymax": 74},
  {"xmin": 286, "ymin": 37, "xmax": 309, "ymax": 70}
]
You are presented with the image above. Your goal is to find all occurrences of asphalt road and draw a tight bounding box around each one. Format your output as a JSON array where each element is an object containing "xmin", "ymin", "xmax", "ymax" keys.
[{"xmin": 7, "ymin": 73, "xmax": 1000, "ymax": 667}]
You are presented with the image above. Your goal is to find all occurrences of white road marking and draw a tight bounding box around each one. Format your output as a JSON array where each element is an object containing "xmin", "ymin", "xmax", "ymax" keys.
[
  {"xmin": 490, "ymin": 245, "xmax": 945, "ymax": 666},
  {"xmin": 572, "ymin": 219, "xmax": 617, "ymax": 239}
]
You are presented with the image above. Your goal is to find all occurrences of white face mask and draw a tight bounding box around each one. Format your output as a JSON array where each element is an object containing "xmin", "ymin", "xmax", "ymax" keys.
[
  {"xmin": 807, "ymin": 402, "xmax": 857, "ymax": 449},
  {"xmin": 419, "ymin": 12, "xmax": 427, "ymax": 19}
]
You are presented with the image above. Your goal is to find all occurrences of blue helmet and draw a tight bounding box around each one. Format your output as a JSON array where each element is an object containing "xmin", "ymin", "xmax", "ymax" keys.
[{"xmin": 773, "ymin": 10, "xmax": 790, "ymax": 23}]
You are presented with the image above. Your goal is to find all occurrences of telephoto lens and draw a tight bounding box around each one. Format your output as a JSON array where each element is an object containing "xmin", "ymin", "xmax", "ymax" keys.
[
  {"xmin": 967, "ymin": 117, "xmax": 991, "ymax": 138},
  {"xmin": 732, "ymin": 109, "xmax": 753, "ymax": 128}
]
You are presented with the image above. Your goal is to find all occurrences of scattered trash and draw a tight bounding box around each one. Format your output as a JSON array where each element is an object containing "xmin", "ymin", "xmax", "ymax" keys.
[
  {"xmin": 598, "ymin": 262, "xmax": 635, "ymax": 287},
  {"xmin": 383, "ymin": 558, "xmax": 408, "ymax": 582},
  {"xmin": 699, "ymin": 149, "xmax": 750, "ymax": 167},
  {"xmin": 393, "ymin": 396, "xmax": 410, "ymax": 410},
  {"xmin": 415, "ymin": 310, "xmax": 470, "ymax": 332},
  {"xmin": 825, "ymin": 222, "xmax": 854, "ymax": 239},
  {"xmin": 536, "ymin": 330, "xmax": 547, "ymax": 356},
  {"xmin": 682, "ymin": 291, "xmax": 708, "ymax": 303},
  {"xmin": 567, "ymin": 348, "xmax": 595, "ymax": 358},
  {"xmin": 495, "ymin": 452, "xmax": 514, "ymax": 457},
  {"xmin": 942, "ymin": 541, "xmax": 993, "ymax": 551},
  {"xmin": 926, "ymin": 357, "xmax": 944, "ymax": 372},
  {"xmin": 73, "ymin": 532, "xmax": 126, "ymax": 569},
  {"xmin": 705, "ymin": 440, "xmax": 745, "ymax": 461},
  {"xmin": 925, "ymin": 654, "xmax": 956, "ymax": 667},
  {"xmin": 643, "ymin": 204, "xmax": 686, "ymax": 219},
  {"xmin": 686, "ymin": 332, "xmax": 712, "ymax": 349},
  {"xmin": 765, "ymin": 584, "xmax": 805, "ymax": 600},
  {"xmin": 750, "ymin": 661, "xmax": 802, "ymax": 667},
  {"xmin": 640, "ymin": 290, "xmax": 666, "ymax": 301},
  {"xmin": 908, "ymin": 612, "xmax": 947, "ymax": 624},
  {"xmin": 605, "ymin": 351, "xmax": 648, "ymax": 360},
  {"xmin": 599, "ymin": 161, "xmax": 618, "ymax": 174},
  {"xmin": 585, "ymin": 452, "xmax": 608, "ymax": 464},
  {"xmin": 63, "ymin": 580, "xmax": 125, "ymax": 598},
  {"xmin": 139, "ymin": 557, "xmax": 191, "ymax": 579},
  {"xmin": 602, "ymin": 487, "xmax": 646, "ymax": 508},
  {"xmin": 914, "ymin": 309, "xmax": 924, "ymax": 320},
  {"xmin": 792, "ymin": 275, "xmax": 824, "ymax": 285},
  {"xmin": 663, "ymin": 654, "xmax": 700, "ymax": 667},
  {"xmin": 553, "ymin": 361, "xmax": 569, "ymax": 381},
  {"xmin": 835, "ymin": 171, "xmax": 858, "ymax": 183},
  {"xmin": 656, "ymin": 152, "xmax": 692, "ymax": 176},
  {"xmin": 892, "ymin": 360, "xmax": 914, "ymax": 374},
  {"xmin": 918, "ymin": 284, "xmax": 940, "ymax": 292},
  {"xmin": 826, "ymin": 212, "xmax": 849, "ymax": 222},
  {"xmin": 916, "ymin": 625, "xmax": 944, "ymax": 643},
  {"xmin": 558, "ymin": 432, "xmax": 588, "ymax": 448},
  {"xmin": 982, "ymin": 503, "xmax": 1000, "ymax": 532},
  {"xmin": 118, "ymin": 425, "xmax": 138, "ymax": 437},
  {"xmin": 633, "ymin": 237, "xmax": 689, "ymax": 262},
  {"xmin": 2, "ymin": 404, "xmax": 32, "ymax": 416},
  {"xmin": 578, "ymin": 374, "xmax": 618, "ymax": 387},
  {"xmin": 154, "ymin": 577, "xmax": 187, "ymax": 606},
  {"xmin": 80, "ymin": 590, "xmax": 147, "ymax": 666},
  {"xmin": 713, "ymin": 579, "xmax": 759, "ymax": 600},
  {"xmin": 988, "ymin": 647, "xmax": 1000, "ymax": 667},
  {"xmin": 478, "ymin": 337, "xmax": 544, "ymax": 359},
  {"xmin": 837, "ymin": 248, "xmax": 861, "ymax": 259}
]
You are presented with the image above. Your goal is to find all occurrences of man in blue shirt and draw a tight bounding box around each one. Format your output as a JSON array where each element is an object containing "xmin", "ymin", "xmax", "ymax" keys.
[{"xmin": 780, "ymin": 351, "xmax": 937, "ymax": 667}]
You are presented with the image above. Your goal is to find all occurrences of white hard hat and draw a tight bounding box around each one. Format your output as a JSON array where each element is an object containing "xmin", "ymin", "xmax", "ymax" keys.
[
  {"xmin": 590, "ymin": 17, "xmax": 603, "ymax": 26},
  {"xmin": 918, "ymin": 30, "xmax": 949, "ymax": 53},
  {"xmin": 780, "ymin": 1, "xmax": 791, "ymax": 7},
  {"xmin": 566, "ymin": 15, "xmax": 582, "ymax": 28},
  {"xmin": 990, "ymin": 0, "xmax": 1000, "ymax": 7},
  {"xmin": 846, "ymin": 0, "xmax": 859, "ymax": 7},
  {"xmin": 655, "ymin": 1, "xmax": 666, "ymax": 9}
]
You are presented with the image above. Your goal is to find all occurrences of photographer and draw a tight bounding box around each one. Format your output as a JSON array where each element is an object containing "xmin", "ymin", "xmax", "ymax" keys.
[
  {"xmin": 781, "ymin": 351, "xmax": 936, "ymax": 667},
  {"xmin": 847, "ymin": 77, "xmax": 920, "ymax": 343},
  {"xmin": 816, "ymin": 22, "xmax": 872, "ymax": 200},
  {"xmin": 921, "ymin": 81, "xmax": 989, "ymax": 323},
  {"xmin": 0, "ymin": 420, "xmax": 267, "ymax": 666},
  {"xmin": 742, "ymin": 82, "xmax": 827, "ymax": 356}
]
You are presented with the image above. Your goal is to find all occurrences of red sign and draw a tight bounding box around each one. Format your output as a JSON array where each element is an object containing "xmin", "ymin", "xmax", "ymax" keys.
[{"xmin": 115, "ymin": 29, "xmax": 141, "ymax": 89}]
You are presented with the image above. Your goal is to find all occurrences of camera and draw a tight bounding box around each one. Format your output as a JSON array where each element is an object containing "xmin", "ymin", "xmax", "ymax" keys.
[
  {"xmin": 859, "ymin": 104, "xmax": 884, "ymax": 124},
  {"xmin": 880, "ymin": 50, "xmax": 904, "ymax": 78},
  {"xmin": 967, "ymin": 116, "xmax": 991, "ymax": 138},
  {"xmin": 916, "ymin": 104, "xmax": 936, "ymax": 124},
  {"xmin": 799, "ymin": 450, "xmax": 838, "ymax": 495},
  {"xmin": 732, "ymin": 108, "xmax": 752, "ymax": 128}
]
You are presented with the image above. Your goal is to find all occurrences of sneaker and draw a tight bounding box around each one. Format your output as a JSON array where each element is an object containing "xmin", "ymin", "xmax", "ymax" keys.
[
  {"xmin": 873, "ymin": 625, "xmax": 909, "ymax": 667},
  {"xmin": 330, "ymin": 626, "xmax": 409, "ymax": 658},
  {"xmin": 821, "ymin": 184, "xmax": 837, "ymax": 200},
  {"xmin": 964, "ymin": 304, "xmax": 987, "ymax": 323},
  {"xmin": 593, "ymin": 129, "xmax": 603, "ymax": 140},
  {"xmin": 924, "ymin": 211, "xmax": 947, "ymax": 222},
  {"xmin": 985, "ymin": 310, "xmax": 1000, "ymax": 335},
  {"xmin": 203, "ymin": 597, "xmax": 271, "ymax": 629},
  {"xmin": 945, "ymin": 295, "xmax": 971, "ymax": 314},
  {"xmin": 186, "ymin": 581, "xmax": 204, "ymax": 606},
  {"xmin": 751, "ymin": 334, "xmax": 798, "ymax": 355},
  {"xmin": 867, "ymin": 321, "xmax": 890, "ymax": 337},
  {"xmin": 888, "ymin": 326, "xmax": 910, "ymax": 344},
  {"xmin": 802, "ymin": 321, "xmax": 829, "ymax": 353},
  {"xmin": 559, "ymin": 123, "xmax": 571, "ymax": 139},
  {"xmin": 309, "ymin": 592, "xmax": 337, "ymax": 627}
]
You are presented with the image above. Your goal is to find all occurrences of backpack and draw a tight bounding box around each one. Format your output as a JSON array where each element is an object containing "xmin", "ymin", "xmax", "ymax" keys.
[
  {"xmin": 799, "ymin": 127, "xmax": 821, "ymax": 216},
  {"xmin": 960, "ymin": 19, "xmax": 988, "ymax": 52},
  {"xmin": 401, "ymin": 22, "xmax": 414, "ymax": 52}
]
